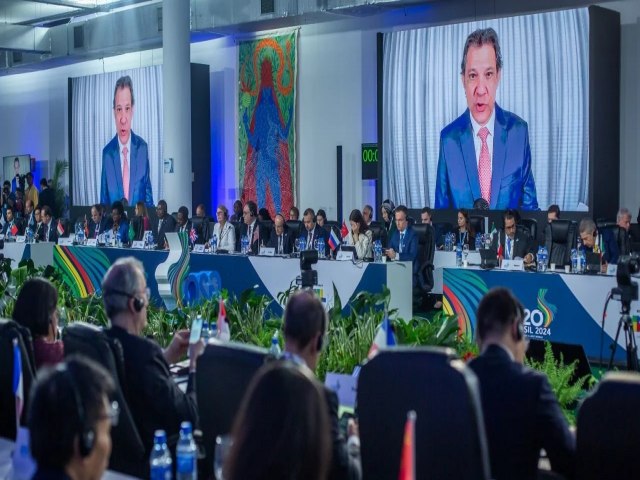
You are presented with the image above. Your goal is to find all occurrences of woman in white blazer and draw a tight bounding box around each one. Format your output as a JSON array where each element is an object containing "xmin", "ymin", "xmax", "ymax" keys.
[
  {"xmin": 347, "ymin": 209, "xmax": 373, "ymax": 260},
  {"xmin": 211, "ymin": 204, "xmax": 236, "ymax": 252}
]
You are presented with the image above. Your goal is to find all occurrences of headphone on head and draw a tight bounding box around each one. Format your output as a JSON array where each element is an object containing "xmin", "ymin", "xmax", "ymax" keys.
[
  {"xmin": 107, "ymin": 288, "xmax": 145, "ymax": 312},
  {"xmin": 58, "ymin": 365, "xmax": 95, "ymax": 457}
]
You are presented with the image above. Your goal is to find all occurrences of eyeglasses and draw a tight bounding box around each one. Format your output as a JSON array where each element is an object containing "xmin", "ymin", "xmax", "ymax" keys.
[{"xmin": 99, "ymin": 401, "xmax": 120, "ymax": 427}]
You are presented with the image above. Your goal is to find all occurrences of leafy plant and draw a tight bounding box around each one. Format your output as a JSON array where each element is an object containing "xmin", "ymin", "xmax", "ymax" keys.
[{"xmin": 525, "ymin": 341, "xmax": 593, "ymax": 424}]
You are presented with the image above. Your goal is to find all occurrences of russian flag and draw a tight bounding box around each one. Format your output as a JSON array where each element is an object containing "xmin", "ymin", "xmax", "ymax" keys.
[
  {"xmin": 328, "ymin": 228, "xmax": 340, "ymax": 251},
  {"xmin": 13, "ymin": 338, "xmax": 23, "ymax": 430},
  {"xmin": 367, "ymin": 315, "xmax": 396, "ymax": 359},
  {"xmin": 217, "ymin": 299, "xmax": 230, "ymax": 341},
  {"xmin": 398, "ymin": 411, "xmax": 417, "ymax": 480}
]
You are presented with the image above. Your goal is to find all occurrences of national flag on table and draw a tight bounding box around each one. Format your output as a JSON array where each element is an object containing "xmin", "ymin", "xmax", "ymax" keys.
[
  {"xmin": 13, "ymin": 338, "xmax": 23, "ymax": 430},
  {"xmin": 398, "ymin": 410, "xmax": 417, "ymax": 480},
  {"xmin": 497, "ymin": 242, "xmax": 503, "ymax": 260},
  {"xmin": 341, "ymin": 220, "xmax": 349, "ymax": 239},
  {"xmin": 10, "ymin": 223, "xmax": 18, "ymax": 236},
  {"xmin": 633, "ymin": 316, "xmax": 640, "ymax": 333},
  {"xmin": 128, "ymin": 222, "xmax": 135, "ymax": 243},
  {"xmin": 56, "ymin": 219, "xmax": 64, "ymax": 236},
  {"xmin": 217, "ymin": 299, "xmax": 230, "ymax": 341},
  {"xmin": 189, "ymin": 227, "xmax": 198, "ymax": 244},
  {"xmin": 328, "ymin": 228, "xmax": 340, "ymax": 251},
  {"xmin": 367, "ymin": 315, "xmax": 396, "ymax": 359}
]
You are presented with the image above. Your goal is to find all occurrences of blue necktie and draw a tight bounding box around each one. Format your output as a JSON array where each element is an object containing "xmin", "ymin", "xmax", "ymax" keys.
[
  {"xmin": 506, "ymin": 237, "xmax": 511, "ymax": 260},
  {"xmin": 400, "ymin": 232, "xmax": 404, "ymax": 253}
]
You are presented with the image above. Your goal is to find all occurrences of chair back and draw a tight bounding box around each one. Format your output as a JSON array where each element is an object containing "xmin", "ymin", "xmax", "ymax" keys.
[
  {"xmin": 285, "ymin": 220, "xmax": 302, "ymax": 240},
  {"xmin": 196, "ymin": 340, "xmax": 269, "ymax": 478},
  {"xmin": 544, "ymin": 219, "xmax": 576, "ymax": 266},
  {"xmin": 232, "ymin": 221, "xmax": 243, "ymax": 252},
  {"xmin": 598, "ymin": 223, "xmax": 629, "ymax": 256},
  {"xmin": 433, "ymin": 222, "xmax": 454, "ymax": 247},
  {"xmin": 412, "ymin": 224, "xmax": 435, "ymax": 292},
  {"xmin": 469, "ymin": 215, "xmax": 485, "ymax": 235},
  {"xmin": 577, "ymin": 372, "xmax": 640, "ymax": 479},
  {"xmin": 324, "ymin": 221, "xmax": 340, "ymax": 235},
  {"xmin": 358, "ymin": 348, "xmax": 490, "ymax": 480},
  {"xmin": 369, "ymin": 222, "xmax": 388, "ymax": 248},
  {"xmin": 63, "ymin": 323, "xmax": 147, "ymax": 478},
  {"xmin": 0, "ymin": 319, "xmax": 36, "ymax": 440},
  {"xmin": 520, "ymin": 218, "xmax": 538, "ymax": 242}
]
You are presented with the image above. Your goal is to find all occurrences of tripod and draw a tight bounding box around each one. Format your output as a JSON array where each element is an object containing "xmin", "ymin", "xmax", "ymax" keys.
[{"xmin": 608, "ymin": 301, "xmax": 639, "ymax": 372}]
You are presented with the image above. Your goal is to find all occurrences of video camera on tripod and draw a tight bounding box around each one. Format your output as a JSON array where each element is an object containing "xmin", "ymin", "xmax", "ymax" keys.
[{"xmin": 608, "ymin": 254, "xmax": 640, "ymax": 371}]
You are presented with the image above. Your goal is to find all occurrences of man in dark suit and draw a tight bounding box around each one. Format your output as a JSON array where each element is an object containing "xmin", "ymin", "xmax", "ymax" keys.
[
  {"xmin": 386, "ymin": 205, "xmax": 419, "ymax": 285},
  {"xmin": 492, "ymin": 209, "xmax": 534, "ymax": 263},
  {"xmin": 240, "ymin": 200, "xmax": 269, "ymax": 254},
  {"xmin": 2, "ymin": 206, "xmax": 22, "ymax": 236},
  {"xmin": 469, "ymin": 288, "xmax": 575, "ymax": 480},
  {"xmin": 100, "ymin": 75, "xmax": 153, "ymax": 207},
  {"xmin": 24, "ymin": 200, "xmax": 36, "ymax": 232},
  {"xmin": 301, "ymin": 208, "xmax": 329, "ymax": 256},
  {"xmin": 579, "ymin": 217, "xmax": 619, "ymax": 267},
  {"xmin": 435, "ymin": 28, "xmax": 538, "ymax": 210},
  {"xmin": 88, "ymin": 204, "xmax": 110, "ymax": 239},
  {"xmin": 174, "ymin": 206, "xmax": 192, "ymax": 235},
  {"xmin": 615, "ymin": 207, "xmax": 632, "ymax": 256},
  {"xmin": 282, "ymin": 291, "xmax": 362, "ymax": 480},
  {"xmin": 153, "ymin": 199, "xmax": 176, "ymax": 250},
  {"xmin": 103, "ymin": 257, "xmax": 203, "ymax": 455},
  {"xmin": 267, "ymin": 214, "xmax": 293, "ymax": 254},
  {"xmin": 37, "ymin": 206, "xmax": 57, "ymax": 243},
  {"xmin": 38, "ymin": 178, "xmax": 56, "ymax": 213}
]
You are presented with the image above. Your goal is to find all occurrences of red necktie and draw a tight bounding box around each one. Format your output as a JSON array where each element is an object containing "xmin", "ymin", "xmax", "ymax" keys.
[
  {"xmin": 122, "ymin": 146, "xmax": 129, "ymax": 201},
  {"xmin": 478, "ymin": 127, "xmax": 491, "ymax": 203}
]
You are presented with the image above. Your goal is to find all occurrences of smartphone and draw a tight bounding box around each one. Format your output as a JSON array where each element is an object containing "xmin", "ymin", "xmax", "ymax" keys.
[{"xmin": 189, "ymin": 316, "xmax": 203, "ymax": 344}]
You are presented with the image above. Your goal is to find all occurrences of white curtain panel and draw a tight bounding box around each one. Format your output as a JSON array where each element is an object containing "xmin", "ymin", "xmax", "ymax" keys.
[
  {"xmin": 382, "ymin": 8, "xmax": 589, "ymax": 211},
  {"xmin": 71, "ymin": 65, "xmax": 164, "ymax": 206}
]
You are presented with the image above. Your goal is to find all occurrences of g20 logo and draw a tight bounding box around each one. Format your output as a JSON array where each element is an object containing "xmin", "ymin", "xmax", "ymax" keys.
[{"xmin": 523, "ymin": 288, "xmax": 557, "ymax": 337}]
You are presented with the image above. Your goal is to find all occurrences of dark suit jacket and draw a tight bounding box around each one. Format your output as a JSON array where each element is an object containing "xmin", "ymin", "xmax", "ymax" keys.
[
  {"xmin": 298, "ymin": 225, "xmax": 329, "ymax": 256},
  {"xmin": 469, "ymin": 345, "xmax": 575, "ymax": 480},
  {"xmin": 324, "ymin": 386, "xmax": 362, "ymax": 480},
  {"xmin": 106, "ymin": 325, "xmax": 198, "ymax": 455},
  {"xmin": 435, "ymin": 104, "xmax": 539, "ymax": 210},
  {"xmin": 584, "ymin": 229, "xmax": 619, "ymax": 264},
  {"xmin": 389, "ymin": 227, "xmax": 419, "ymax": 285},
  {"xmin": 100, "ymin": 132, "xmax": 154, "ymax": 207},
  {"xmin": 88, "ymin": 217, "xmax": 110, "ymax": 239},
  {"xmin": 2, "ymin": 219, "xmax": 22, "ymax": 236},
  {"xmin": 240, "ymin": 220, "xmax": 270, "ymax": 254},
  {"xmin": 492, "ymin": 229, "xmax": 532, "ymax": 260},
  {"xmin": 25, "ymin": 212, "xmax": 36, "ymax": 233},
  {"xmin": 266, "ymin": 229, "xmax": 294, "ymax": 254},
  {"xmin": 154, "ymin": 215, "xmax": 177, "ymax": 249},
  {"xmin": 453, "ymin": 227, "xmax": 476, "ymax": 250},
  {"xmin": 38, "ymin": 187, "xmax": 56, "ymax": 212},
  {"xmin": 175, "ymin": 220, "xmax": 193, "ymax": 235},
  {"xmin": 37, "ymin": 221, "xmax": 57, "ymax": 243}
]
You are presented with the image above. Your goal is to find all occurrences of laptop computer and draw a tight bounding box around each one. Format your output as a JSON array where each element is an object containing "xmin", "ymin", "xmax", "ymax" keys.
[{"xmin": 585, "ymin": 252, "xmax": 602, "ymax": 275}]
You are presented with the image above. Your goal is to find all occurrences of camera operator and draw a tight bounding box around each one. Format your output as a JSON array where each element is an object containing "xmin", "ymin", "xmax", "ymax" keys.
[{"xmin": 1, "ymin": 180, "xmax": 15, "ymax": 222}]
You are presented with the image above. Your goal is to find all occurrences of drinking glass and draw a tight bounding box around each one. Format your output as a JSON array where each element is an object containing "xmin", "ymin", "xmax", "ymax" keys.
[
  {"xmin": 462, "ymin": 244, "xmax": 469, "ymax": 262},
  {"xmin": 214, "ymin": 434, "xmax": 233, "ymax": 480}
]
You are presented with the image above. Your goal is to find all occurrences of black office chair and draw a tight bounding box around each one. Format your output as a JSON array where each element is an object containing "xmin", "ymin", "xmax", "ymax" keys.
[
  {"xmin": 0, "ymin": 319, "xmax": 36, "ymax": 441},
  {"xmin": 433, "ymin": 222, "xmax": 454, "ymax": 248},
  {"xmin": 469, "ymin": 215, "xmax": 485, "ymax": 235},
  {"xmin": 598, "ymin": 223, "xmax": 630, "ymax": 256},
  {"xmin": 358, "ymin": 348, "xmax": 490, "ymax": 480},
  {"xmin": 285, "ymin": 220, "xmax": 302, "ymax": 240},
  {"xmin": 232, "ymin": 221, "xmax": 243, "ymax": 252},
  {"xmin": 196, "ymin": 340, "xmax": 269, "ymax": 479},
  {"xmin": 369, "ymin": 221, "xmax": 388, "ymax": 248},
  {"xmin": 544, "ymin": 220, "xmax": 576, "ymax": 267},
  {"xmin": 576, "ymin": 372, "xmax": 640, "ymax": 479},
  {"xmin": 63, "ymin": 323, "xmax": 147, "ymax": 478},
  {"xmin": 412, "ymin": 224, "xmax": 436, "ymax": 294},
  {"xmin": 520, "ymin": 218, "xmax": 538, "ymax": 243},
  {"xmin": 324, "ymin": 220, "xmax": 340, "ymax": 235}
]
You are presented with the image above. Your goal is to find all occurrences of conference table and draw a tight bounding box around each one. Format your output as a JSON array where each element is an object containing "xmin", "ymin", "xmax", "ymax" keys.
[
  {"xmin": 436, "ymin": 251, "xmax": 640, "ymax": 363},
  {"xmin": 1, "ymin": 242, "xmax": 413, "ymax": 320}
]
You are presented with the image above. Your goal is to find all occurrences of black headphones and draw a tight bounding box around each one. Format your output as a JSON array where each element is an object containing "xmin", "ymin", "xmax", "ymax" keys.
[
  {"xmin": 107, "ymin": 289, "xmax": 145, "ymax": 312},
  {"xmin": 58, "ymin": 365, "xmax": 95, "ymax": 457}
]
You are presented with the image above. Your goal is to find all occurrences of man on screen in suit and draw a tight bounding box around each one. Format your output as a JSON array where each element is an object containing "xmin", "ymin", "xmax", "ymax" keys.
[
  {"xmin": 240, "ymin": 200, "xmax": 270, "ymax": 254},
  {"xmin": 491, "ymin": 209, "xmax": 534, "ymax": 264},
  {"xmin": 267, "ymin": 214, "xmax": 293, "ymax": 254},
  {"xmin": 469, "ymin": 288, "xmax": 575, "ymax": 480},
  {"xmin": 153, "ymin": 199, "xmax": 176, "ymax": 250},
  {"xmin": 435, "ymin": 28, "xmax": 538, "ymax": 211},
  {"xmin": 101, "ymin": 75, "xmax": 154, "ymax": 208},
  {"xmin": 386, "ymin": 205, "xmax": 419, "ymax": 285}
]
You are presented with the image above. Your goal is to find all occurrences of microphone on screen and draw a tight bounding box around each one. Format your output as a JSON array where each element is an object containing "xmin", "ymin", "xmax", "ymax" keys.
[{"xmin": 473, "ymin": 198, "xmax": 490, "ymax": 210}]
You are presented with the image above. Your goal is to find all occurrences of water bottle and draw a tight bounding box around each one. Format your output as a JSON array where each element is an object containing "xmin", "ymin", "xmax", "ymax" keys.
[
  {"xmin": 484, "ymin": 232, "xmax": 491, "ymax": 250},
  {"xmin": 210, "ymin": 321, "xmax": 218, "ymax": 340},
  {"xmin": 374, "ymin": 240, "xmax": 382, "ymax": 262},
  {"xmin": 444, "ymin": 233, "xmax": 451, "ymax": 252},
  {"xmin": 269, "ymin": 330, "xmax": 281, "ymax": 357},
  {"xmin": 299, "ymin": 235, "xmax": 307, "ymax": 252},
  {"xmin": 456, "ymin": 243, "xmax": 462, "ymax": 267},
  {"xmin": 540, "ymin": 247, "xmax": 548, "ymax": 273},
  {"xmin": 571, "ymin": 249, "xmax": 578, "ymax": 273},
  {"xmin": 578, "ymin": 249, "xmax": 586, "ymax": 274},
  {"xmin": 241, "ymin": 235, "xmax": 249, "ymax": 254},
  {"xmin": 317, "ymin": 237, "xmax": 325, "ymax": 258},
  {"xmin": 211, "ymin": 234, "xmax": 218, "ymax": 254},
  {"xmin": 150, "ymin": 430, "xmax": 172, "ymax": 480},
  {"xmin": 176, "ymin": 422, "xmax": 197, "ymax": 480},
  {"xmin": 201, "ymin": 320, "xmax": 210, "ymax": 343},
  {"xmin": 536, "ymin": 247, "xmax": 544, "ymax": 272},
  {"xmin": 475, "ymin": 234, "xmax": 483, "ymax": 251}
]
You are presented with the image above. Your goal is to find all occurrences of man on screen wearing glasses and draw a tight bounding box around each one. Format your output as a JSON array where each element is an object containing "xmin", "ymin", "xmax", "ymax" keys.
[{"xmin": 101, "ymin": 75, "xmax": 154, "ymax": 208}]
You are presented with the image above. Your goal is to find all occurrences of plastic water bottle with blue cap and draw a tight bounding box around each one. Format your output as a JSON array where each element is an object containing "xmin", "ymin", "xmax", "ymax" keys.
[
  {"xmin": 211, "ymin": 234, "xmax": 218, "ymax": 254},
  {"xmin": 269, "ymin": 330, "xmax": 281, "ymax": 357},
  {"xmin": 150, "ymin": 430, "xmax": 172, "ymax": 480},
  {"xmin": 176, "ymin": 422, "xmax": 197, "ymax": 480}
]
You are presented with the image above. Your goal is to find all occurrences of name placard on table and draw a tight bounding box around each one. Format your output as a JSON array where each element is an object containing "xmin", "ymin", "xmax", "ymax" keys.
[
  {"xmin": 501, "ymin": 259, "xmax": 524, "ymax": 271},
  {"xmin": 336, "ymin": 251, "xmax": 354, "ymax": 262},
  {"xmin": 15, "ymin": 236, "xmax": 26, "ymax": 243},
  {"xmin": 192, "ymin": 244, "xmax": 205, "ymax": 253},
  {"xmin": 131, "ymin": 241, "xmax": 145, "ymax": 249},
  {"xmin": 86, "ymin": 239, "xmax": 98, "ymax": 247},
  {"xmin": 259, "ymin": 246, "xmax": 275, "ymax": 257},
  {"xmin": 57, "ymin": 238, "xmax": 73, "ymax": 246}
]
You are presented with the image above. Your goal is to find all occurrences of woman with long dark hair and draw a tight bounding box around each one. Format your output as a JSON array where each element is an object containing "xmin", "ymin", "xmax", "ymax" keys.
[
  {"xmin": 348, "ymin": 209, "xmax": 373, "ymax": 260},
  {"xmin": 454, "ymin": 208, "xmax": 476, "ymax": 250},
  {"xmin": 13, "ymin": 278, "xmax": 62, "ymax": 369}
]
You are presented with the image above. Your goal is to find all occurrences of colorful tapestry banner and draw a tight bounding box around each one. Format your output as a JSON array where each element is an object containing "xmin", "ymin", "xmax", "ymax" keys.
[{"xmin": 239, "ymin": 32, "xmax": 297, "ymax": 219}]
